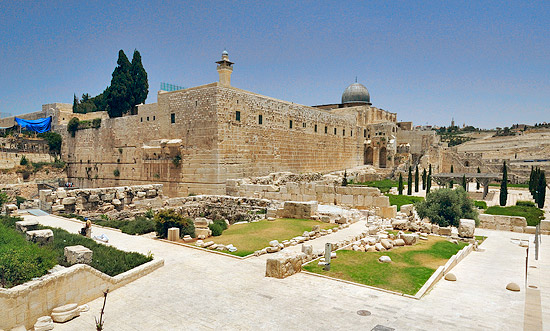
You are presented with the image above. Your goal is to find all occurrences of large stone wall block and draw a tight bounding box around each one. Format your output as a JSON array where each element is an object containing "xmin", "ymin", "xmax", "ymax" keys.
[
  {"xmin": 64, "ymin": 245, "xmax": 93, "ymax": 265},
  {"xmin": 26, "ymin": 229, "xmax": 54, "ymax": 245}
]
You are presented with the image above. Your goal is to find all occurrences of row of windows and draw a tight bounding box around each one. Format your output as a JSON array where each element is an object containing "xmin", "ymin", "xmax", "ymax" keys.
[
  {"xmin": 236, "ymin": 111, "xmax": 361, "ymax": 137},
  {"xmin": 140, "ymin": 115, "xmax": 156, "ymax": 122}
]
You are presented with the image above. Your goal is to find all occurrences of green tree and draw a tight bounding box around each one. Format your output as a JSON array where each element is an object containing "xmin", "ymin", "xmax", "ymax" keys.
[
  {"xmin": 462, "ymin": 174, "xmax": 467, "ymax": 191},
  {"xmin": 398, "ymin": 173, "xmax": 404, "ymax": 195},
  {"xmin": 106, "ymin": 50, "xmax": 133, "ymax": 118},
  {"xmin": 0, "ymin": 192, "xmax": 9, "ymax": 210},
  {"xmin": 427, "ymin": 164, "xmax": 432, "ymax": 193},
  {"xmin": 449, "ymin": 164, "xmax": 454, "ymax": 188},
  {"xmin": 37, "ymin": 132, "xmax": 62, "ymax": 155},
  {"xmin": 476, "ymin": 167, "xmax": 481, "ymax": 190},
  {"xmin": 422, "ymin": 168, "xmax": 427, "ymax": 190},
  {"xmin": 414, "ymin": 165, "xmax": 419, "ymax": 192},
  {"xmin": 407, "ymin": 166, "xmax": 412, "ymax": 195},
  {"xmin": 536, "ymin": 170, "xmax": 546, "ymax": 208},
  {"xmin": 341, "ymin": 170, "xmax": 348, "ymax": 186},
  {"xmin": 130, "ymin": 49, "xmax": 149, "ymax": 111},
  {"xmin": 19, "ymin": 156, "xmax": 28, "ymax": 166},
  {"xmin": 72, "ymin": 94, "xmax": 79, "ymax": 113},
  {"xmin": 500, "ymin": 161, "xmax": 508, "ymax": 206},
  {"xmin": 415, "ymin": 187, "xmax": 478, "ymax": 227}
]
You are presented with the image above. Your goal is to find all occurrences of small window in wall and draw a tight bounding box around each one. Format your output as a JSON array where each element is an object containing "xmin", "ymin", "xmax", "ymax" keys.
[
  {"xmin": 302, "ymin": 122, "xmax": 306, "ymax": 128},
  {"xmin": 141, "ymin": 117, "xmax": 143, "ymax": 122},
  {"xmin": 314, "ymin": 124, "xmax": 318, "ymax": 132},
  {"xmin": 153, "ymin": 116, "xmax": 155, "ymax": 121},
  {"xmin": 325, "ymin": 126, "xmax": 328, "ymax": 134},
  {"xmin": 350, "ymin": 130, "xmax": 353, "ymax": 137},
  {"xmin": 289, "ymin": 120, "xmax": 293, "ymax": 129},
  {"xmin": 364, "ymin": 129, "xmax": 366, "ymax": 137},
  {"xmin": 258, "ymin": 114, "xmax": 263, "ymax": 124},
  {"xmin": 236, "ymin": 111, "xmax": 241, "ymax": 121},
  {"xmin": 334, "ymin": 128, "xmax": 337, "ymax": 135},
  {"xmin": 147, "ymin": 116, "xmax": 149, "ymax": 121},
  {"xmin": 368, "ymin": 134, "xmax": 371, "ymax": 138},
  {"xmin": 195, "ymin": 101, "xmax": 198, "ymax": 107},
  {"xmin": 171, "ymin": 113, "xmax": 175, "ymax": 124},
  {"xmin": 343, "ymin": 129, "xmax": 345, "ymax": 136}
]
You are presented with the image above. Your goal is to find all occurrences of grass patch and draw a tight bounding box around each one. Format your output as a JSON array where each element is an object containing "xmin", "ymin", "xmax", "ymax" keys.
[
  {"xmin": 210, "ymin": 218, "xmax": 336, "ymax": 257},
  {"xmin": 303, "ymin": 237, "xmax": 466, "ymax": 295},
  {"xmin": 350, "ymin": 179, "xmax": 398, "ymax": 193},
  {"xmin": 485, "ymin": 205, "xmax": 544, "ymax": 226},
  {"xmin": 386, "ymin": 194, "xmax": 424, "ymax": 211},
  {"xmin": 0, "ymin": 220, "xmax": 57, "ymax": 288},
  {"xmin": 489, "ymin": 183, "xmax": 529, "ymax": 188}
]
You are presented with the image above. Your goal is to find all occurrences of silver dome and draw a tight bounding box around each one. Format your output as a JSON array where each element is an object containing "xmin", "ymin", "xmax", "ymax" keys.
[{"xmin": 341, "ymin": 83, "xmax": 370, "ymax": 104}]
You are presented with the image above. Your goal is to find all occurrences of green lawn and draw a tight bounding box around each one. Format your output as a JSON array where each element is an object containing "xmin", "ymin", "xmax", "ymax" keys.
[
  {"xmin": 489, "ymin": 183, "xmax": 529, "ymax": 188},
  {"xmin": 350, "ymin": 179, "xmax": 398, "ymax": 193},
  {"xmin": 386, "ymin": 194, "xmax": 424, "ymax": 211},
  {"xmin": 210, "ymin": 218, "xmax": 336, "ymax": 257},
  {"xmin": 485, "ymin": 205, "xmax": 544, "ymax": 226},
  {"xmin": 303, "ymin": 237, "xmax": 467, "ymax": 295}
]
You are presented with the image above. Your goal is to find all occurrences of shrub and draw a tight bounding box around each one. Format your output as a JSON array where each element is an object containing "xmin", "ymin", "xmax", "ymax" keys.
[
  {"xmin": 415, "ymin": 187, "xmax": 478, "ymax": 227},
  {"xmin": 20, "ymin": 155, "xmax": 28, "ymax": 166},
  {"xmin": 15, "ymin": 196, "xmax": 26, "ymax": 208},
  {"xmin": 113, "ymin": 168, "xmax": 120, "ymax": 177},
  {"xmin": 67, "ymin": 117, "xmax": 80, "ymax": 137},
  {"xmin": 473, "ymin": 200, "xmax": 487, "ymax": 209},
  {"xmin": 516, "ymin": 200, "xmax": 536, "ymax": 207},
  {"xmin": 154, "ymin": 209, "xmax": 195, "ymax": 238},
  {"xmin": 172, "ymin": 154, "xmax": 182, "ymax": 167},
  {"xmin": 209, "ymin": 219, "xmax": 228, "ymax": 236},
  {"xmin": 0, "ymin": 192, "xmax": 9, "ymax": 210},
  {"xmin": 120, "ymin": 217, "xmax": 155, "ymax": 235},
  {"xmin": 92, "ymin": 118, "xmax": 101, "ymax": 128}
]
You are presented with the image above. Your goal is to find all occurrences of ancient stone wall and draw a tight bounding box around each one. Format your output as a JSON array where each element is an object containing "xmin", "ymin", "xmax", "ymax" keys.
[
  {"xmin": 39, "ymin": 184, "xmax": 163, "ymax": 214},
  {"xmin": 226, "ymin": 180, "xmax": 396, "ymax": 218}
]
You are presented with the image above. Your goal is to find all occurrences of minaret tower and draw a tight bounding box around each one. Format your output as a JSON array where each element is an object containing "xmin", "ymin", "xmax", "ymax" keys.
[{"xmin": 216, "ymin": 50, "xmax": 234, "ymax": 86}]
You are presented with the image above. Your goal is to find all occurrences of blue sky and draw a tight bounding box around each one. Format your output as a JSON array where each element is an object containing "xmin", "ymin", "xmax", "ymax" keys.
[{"xmin": 0, "ymin": 1, "xmax": 548, "ymax": 128}]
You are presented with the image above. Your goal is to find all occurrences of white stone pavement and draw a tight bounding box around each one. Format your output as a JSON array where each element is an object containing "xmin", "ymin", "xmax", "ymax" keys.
[{"xmin": 24, "ymin": 215, "xmax": 549, "ymax": 331}]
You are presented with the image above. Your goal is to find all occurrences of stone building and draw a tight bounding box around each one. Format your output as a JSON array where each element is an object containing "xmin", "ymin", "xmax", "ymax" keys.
[{"xmin": 2, "ymin": 51, "xmax": 400, "ymax": 197}]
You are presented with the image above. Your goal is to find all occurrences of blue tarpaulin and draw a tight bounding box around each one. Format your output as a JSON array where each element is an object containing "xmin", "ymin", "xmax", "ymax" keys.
[{"xmin": 14, "ymin": 116, "xmax": 52, "ymax": 133}]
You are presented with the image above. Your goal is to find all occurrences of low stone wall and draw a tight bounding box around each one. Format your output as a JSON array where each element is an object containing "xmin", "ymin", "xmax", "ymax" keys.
[
  {"xmin": 39, "ymin": 184, "xmax": 164, "ymax": 214},
  {"xmin": 478, "ymin": 214, "xmax": 529, "ymax": 233},
  {"xmin": 227, "ymin": 180, "xmax": 395, "ymax": 218},
  {"xmin": 0, "ymin": 259, "xmax": 163, "ymax": 330}
]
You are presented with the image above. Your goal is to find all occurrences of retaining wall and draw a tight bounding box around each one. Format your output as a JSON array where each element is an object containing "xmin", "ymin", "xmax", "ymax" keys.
[{"xmin": 0, "ymin": 259, "xmax": 163, "ymax": 330}]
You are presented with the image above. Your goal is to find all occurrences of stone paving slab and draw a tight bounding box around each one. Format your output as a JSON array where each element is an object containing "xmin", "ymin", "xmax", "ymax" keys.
[{"xmin": 23, "ymin": 215, "xmax": 548, "ymax": 330}]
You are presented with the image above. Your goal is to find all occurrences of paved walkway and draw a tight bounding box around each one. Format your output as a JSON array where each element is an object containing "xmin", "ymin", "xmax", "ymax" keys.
[{"xmin": 25, "ymin": 215, "xmax": 548, "ymax": 330}]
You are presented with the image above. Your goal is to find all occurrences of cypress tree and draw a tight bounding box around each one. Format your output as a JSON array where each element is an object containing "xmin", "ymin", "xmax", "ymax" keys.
[
  {"xmin": 130, "ymin": 49, "xmax": 149, "ymax": 111},
  {"xmin": 499, "ymin": 161, "xmax": 508, "ymax": 206},
  {"xmin": 107, "ymin": 50, "xmax": 133, "ymax": 118},
  {"xmin": 462, "ymin": 174, "xmax": 467, "ymax": 191},
  {"xmin": 427, "ymin": 164, "xmax": 432, "ymax": 193},
  {"xmin": 398, "ymin": 173, "xmax": 404, "ymax": 195},
  {"xmin": 476, "ymin": 167, "xmax": 481, "ymax": 190},
  {"xmin": 537, "ymin": 170, "xmax": 546, "ymax": 208},
  {"xmin": 407, "ymin": 166, "xmax": 413, "ymax": 195},
  {"xmin": 450, "ymin": 164, "xmax": 454, "ymax": 188},
  {"xmin": 414, "ymin": 165, "xmax": 419, "ymax": 192},
  {"xmin": 341, "ymin": 170, "xmax": 348, "ymax": 186},
  {"xmin": 72, "ymin": 94, "xmax": 79, "ymax": 113},
  {"xmin": 422, "ymin": 168, "xmax": 427, "ymax": 190},
  {"xmin": 529, "ymin": 166, "xmax": 536, "ymax": 195}
]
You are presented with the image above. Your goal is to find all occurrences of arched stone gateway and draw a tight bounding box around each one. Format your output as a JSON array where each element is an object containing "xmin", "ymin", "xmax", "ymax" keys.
[
  {"xmin": 379, "ymin": 147, "xmax": 387, "ymax": 168},
  {"xmin": 364, "ymin": 146, "xmax": 373, "ymax": 165}
]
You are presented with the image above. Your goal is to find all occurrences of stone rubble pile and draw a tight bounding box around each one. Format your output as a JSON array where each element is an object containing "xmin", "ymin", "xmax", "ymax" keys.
[{"xmin": 40, "ymin": 184, "xmax": 163, "ymax": 214}]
